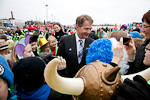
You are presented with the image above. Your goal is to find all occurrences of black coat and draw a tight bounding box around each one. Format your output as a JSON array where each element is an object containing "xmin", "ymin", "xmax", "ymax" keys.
[
  {"xmin": 54, "ymin": 30, "xmax": 65, "ymax": 44},
  {"xmin": 48, "ymin": 89, "xmax": 72, "ymax": 100},
  {"xmin": 127, "ymin": 39, "xmax": 150, "ymax": 74},
  {"xmin": 133, "ymin": 28, "xmax": 140, "ymax": 33}
]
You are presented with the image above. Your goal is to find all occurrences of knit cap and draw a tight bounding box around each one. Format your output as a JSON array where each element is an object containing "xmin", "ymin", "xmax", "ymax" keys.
[
  {"xmin": 0, "ymin": 55, "xmax": 14, "ymax": 87},
  {"xmin": 130, "ymin": 31, "xmax": 141, "ymax": 38},
  {"xmin": 12, "ymin": 57, "xmax": 46, "ymax": 90}
]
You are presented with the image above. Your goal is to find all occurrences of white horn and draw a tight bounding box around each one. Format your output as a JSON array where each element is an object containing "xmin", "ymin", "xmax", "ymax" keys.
[
  {"xmin": 121, "ymin": 67, "xmax": 150, "ymax": 81},
  {"xmin": 44, "ymin": 58, "xmax": 84, "ymax": 95}
]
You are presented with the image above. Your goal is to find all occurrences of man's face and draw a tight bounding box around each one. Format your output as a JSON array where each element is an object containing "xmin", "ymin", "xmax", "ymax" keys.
[
  {"xmin": 136, "ymin": 24, "xmax": 139, "ymax": 29},
  {"xmin": 30, "ymin": 42, "xmax": 38, "ymax": 52},
  {"xmin": 76, "ymin": 20, "xmax": 92, "ymax": 39},
  {"xmin": 24, "ymin": 44, "xmax": 33, "ymax": 58},
  {"xmin": 142, "ymin": 21, "xmax": 150, "ymax": 40}
]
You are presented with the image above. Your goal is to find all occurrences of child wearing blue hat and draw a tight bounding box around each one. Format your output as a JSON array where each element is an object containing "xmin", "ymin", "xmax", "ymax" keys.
[{"xmin": 0, "ymin": 55, "xmax": 16, "ymax": 100}]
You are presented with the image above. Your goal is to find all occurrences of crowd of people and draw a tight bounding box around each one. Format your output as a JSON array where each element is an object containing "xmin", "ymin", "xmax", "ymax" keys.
[{"xmin": 0, "ymin": 10, "xmax": 150, "ymax": 100}]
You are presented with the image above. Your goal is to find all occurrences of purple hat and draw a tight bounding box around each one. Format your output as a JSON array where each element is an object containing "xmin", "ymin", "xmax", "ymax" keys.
[
  {"xmin": 15, "ymin": 35, "xmax": 30, "ymax": 59},
  {"xmin": 121, "ymin": 24, "xmax": 127, "ymax": 30}
]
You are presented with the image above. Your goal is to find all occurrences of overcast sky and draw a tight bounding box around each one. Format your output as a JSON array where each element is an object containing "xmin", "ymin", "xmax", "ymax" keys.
[{"xmin": 0, "ymin": 0, "xmax": 150, "ymax": 25}]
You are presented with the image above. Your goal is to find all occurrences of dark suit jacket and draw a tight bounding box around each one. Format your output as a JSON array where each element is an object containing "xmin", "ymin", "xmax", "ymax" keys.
[{"xmin": 57, "ymin": 34, "xmax": 94, "ymax": 77}]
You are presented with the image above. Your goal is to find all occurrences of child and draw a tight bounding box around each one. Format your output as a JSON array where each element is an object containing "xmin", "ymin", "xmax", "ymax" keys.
[
  {"xmin": 12, "ymin": 56, "xmax": 67, "ymax": 100},
  {"xmin": 0, "ymin": 55, "xmax": 16, "ymax": 100},
  {"xmin": 48, "ymin": 36, "xmax": 58, "ymax": 56},
  {"xmin": 29, "ymin": 35, "xmax": 39, "ymax": 56},
  {"xmin": 39, "ymin": 38, "xmax": 50, "ymax": 53}
]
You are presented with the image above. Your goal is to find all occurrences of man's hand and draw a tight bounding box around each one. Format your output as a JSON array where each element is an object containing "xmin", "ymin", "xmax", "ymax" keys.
[{"xmin": 57, "ymin": 56, "xmax": 66, "ymax": 70}]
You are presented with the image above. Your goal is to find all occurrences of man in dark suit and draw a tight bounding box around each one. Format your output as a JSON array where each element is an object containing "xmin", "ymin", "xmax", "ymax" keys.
[{"xmin": 57, "ymin": 14, "xmax": 94, "ymax": 78}]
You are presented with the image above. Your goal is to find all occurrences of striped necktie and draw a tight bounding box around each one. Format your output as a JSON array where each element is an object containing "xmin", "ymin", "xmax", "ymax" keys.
[{"xmin": 78, "ymin": 40, "xmax": 83, "ymax": 64}]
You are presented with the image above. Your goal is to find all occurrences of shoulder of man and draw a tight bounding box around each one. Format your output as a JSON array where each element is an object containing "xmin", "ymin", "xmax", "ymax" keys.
[
  {"xmin": 87, "ymin": 37, "xmax": 94, "ymax": 42},
  {"xmin": 60, "ymin": 34, "xmax": 75, "ymax": 40}
]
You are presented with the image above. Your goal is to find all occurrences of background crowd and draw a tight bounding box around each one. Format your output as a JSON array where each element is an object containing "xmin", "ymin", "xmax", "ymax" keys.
[{"xmin": 0, "ymin": 10, "xmax": 150, "ymax": 100}]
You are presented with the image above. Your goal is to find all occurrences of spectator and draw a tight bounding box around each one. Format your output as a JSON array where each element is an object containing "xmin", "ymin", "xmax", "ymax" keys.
[
  {"xmin": 12, "ymin": 57, "xmax": 50, "ymax": 100},
  {"xmin": 120, "ymin": 24, "xmax": 127, "ymax": 31},
  {"xmin": 126, "ymin": 10, "xmax": 150, "ymax": 74},
  {"xmin": 0, "ymin": 35, "xmax": 7, "ymax": 41},
  {"xmin": 0, "ymin": 40, "xmax": 10, "ymax": 58},
  {"xmin": 48, "ymin": 36, "xmax": 58, "ymax": 56},
  {"xmin": 8, "ymin": 42, "xmax": 19, "ymax": 69},
  {"xmin": 6, "ymin": 27, "xmax": 14, "ymax": 36},
  {"xmin": 15, "ymin": 35, "xmax": 34, "ymax": 59},
  {"xmin": 0, "ymin": 29, "xmax": 5, "ymax": 36},
  {"xmin": 39, "ymin": 38, "xmax": 50, "ymax": 53},
  {"xmin": 52, "ymin": 22, "xmax": 65, "ymax": 45},
  {"xmin": 15, "ymin": 26, "xmax": 22, "ymax": 36},
  {"xmin": 0, "ymin": 55, "xmax": 15, "ymax": 100},
  {"xmin": 116, "ymin": 41, "xmax": 150, "ymax": 100},
  {"xmin": 12, "ymin": 56, "xmax": 67, "ymax": 100},
  {"xmin": 133, "ymin": 24, "xmax": 141, "ymax": 33},
  {"xmin": 29, "ymin": 35, "xmax": 39, "ymax": 56}
]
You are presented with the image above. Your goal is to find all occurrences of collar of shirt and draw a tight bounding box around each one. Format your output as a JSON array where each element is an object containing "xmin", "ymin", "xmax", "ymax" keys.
[
  {"xmin": 75, "ymin": 33, "xmax": 85, "ymax": 57},
  {"xmin": 75, "ymin": 33, "xmax": 85, "ymax": 45}
]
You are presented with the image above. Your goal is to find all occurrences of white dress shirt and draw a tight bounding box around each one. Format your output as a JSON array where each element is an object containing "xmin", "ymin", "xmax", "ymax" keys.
[{"xmin": 75, "ymin": 33, "xmax": 85, "ymax": 60}]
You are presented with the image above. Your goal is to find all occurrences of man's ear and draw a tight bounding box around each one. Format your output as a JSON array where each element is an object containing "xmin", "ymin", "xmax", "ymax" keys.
[{"xmin": 76, "ymin": 24, "xmax": 79, "ymax": 30}]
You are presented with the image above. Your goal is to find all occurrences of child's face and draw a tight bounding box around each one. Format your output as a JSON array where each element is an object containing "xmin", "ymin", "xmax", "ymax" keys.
[
  {"xmin": 30, "ymin": 42, "xmax": 38, "ymax": 52},
  {"xmin": 50, "ymin": 39, "xmax": 57, "ymax": 47},
  {"xmin": 0, "ymin": 78, "xmax": 8, "ymax": 100},
  {"xmin": 24, "ymin": 44, "xmax": 33, "ymax": 58},
  {"xmin": 45, "ymin": 43, "xmax": 50, "ymax": 53}
]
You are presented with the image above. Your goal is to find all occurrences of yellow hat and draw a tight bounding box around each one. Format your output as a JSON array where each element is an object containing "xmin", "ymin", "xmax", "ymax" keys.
[{"xmin": 39, "ymin": 38, "xmax": 49, "ymax": 47}]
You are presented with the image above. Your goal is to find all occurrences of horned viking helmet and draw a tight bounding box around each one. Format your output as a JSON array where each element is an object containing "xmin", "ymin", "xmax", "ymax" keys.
[{"xmin": 44, "ymin": 58, "xmax": 150, "ymax": 100}]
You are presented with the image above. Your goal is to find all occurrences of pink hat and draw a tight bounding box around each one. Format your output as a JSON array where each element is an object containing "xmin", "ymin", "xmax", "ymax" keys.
[{"xmin": 39, "ymin": 28, "xmax": 44, "ymax": 32}]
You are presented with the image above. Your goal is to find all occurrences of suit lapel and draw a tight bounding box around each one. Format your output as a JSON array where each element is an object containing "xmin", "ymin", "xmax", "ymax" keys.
[
  {"xmin": 81, "ymin": 38, "xmax": 90, "ymax": 63},
  {"xmin": 84, "ymin": 38, "xmax": 89, "ymax": 56},
  {"xmin": 70, "ymin": 34, "xmax": 78, "ymax": 63}
]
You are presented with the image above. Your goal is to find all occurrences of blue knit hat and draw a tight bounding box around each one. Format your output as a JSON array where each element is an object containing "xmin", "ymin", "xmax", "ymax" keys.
[
  {"xmin": 0, "ymin": 55, "xmax": 14, "ymax": 87},
  {"xmin": 130, "ymin": 31, "xmax": 141, "ymax": 38}
]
